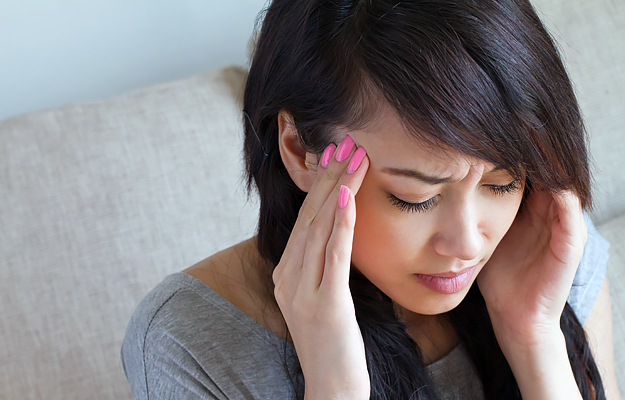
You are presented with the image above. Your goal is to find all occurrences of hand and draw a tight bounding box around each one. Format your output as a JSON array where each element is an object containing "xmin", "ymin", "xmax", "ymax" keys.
[
  {"xmin": 272, "ymin": 136, "xmax": 370, "ymax": 400},
  {"xmin": 477, "ymin": 189, "xmax": 588, "ymax": 347}
]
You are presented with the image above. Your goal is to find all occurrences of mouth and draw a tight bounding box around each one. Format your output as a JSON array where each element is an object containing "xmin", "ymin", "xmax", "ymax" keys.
[
  {"xmin": 413, "ymin": 265, "xmax": 477, "ymax": 294},
  {"xmin": 424, "ymin": 265, "xmax": 477, "ymax": 278}
]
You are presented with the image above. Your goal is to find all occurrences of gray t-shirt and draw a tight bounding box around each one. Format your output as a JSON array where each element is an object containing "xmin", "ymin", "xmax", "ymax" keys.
[{"xmin": 121, "ymin": 215, "xmax": 608, "ymax": 399}]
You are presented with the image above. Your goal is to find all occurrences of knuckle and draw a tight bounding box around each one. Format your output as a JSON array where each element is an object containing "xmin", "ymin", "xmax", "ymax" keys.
[
  {"xmin": 326, "ymin": 245, "xmax": 346, "ymax": 265},
  {"xmin": 271, "ymin": 267, "xmax": 281, "ymax": 285},
  {"xmin": 299, "ymin": 198, "xmax": 309, "ymax": 214},
  {"xmin": 308, "ymin": 219, "xmax": 330, "ymax": 240},
  {"xmin": 322, "ymin": 168, "xmax": 340, "ymax": 182},
  {"xmin": 333, "ymin": 215, "xmax": 352, "ymax": 230},
  {"xmin": 273, "ymin": 281, "xmax": 288, "ymax": 306},
  {"xmin": 298, "ymin": 201, "xmax": 317, "ymax": 227}
]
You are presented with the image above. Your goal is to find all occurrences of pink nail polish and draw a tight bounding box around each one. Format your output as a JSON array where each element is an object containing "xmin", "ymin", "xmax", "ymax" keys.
[
  {"xmin": 335, "ymin": 135, "xmax": 355, "ymax": 162},
  {"xmin": 347, "ymin": 146, "xmax": 366, "ymax": 173},
  {"xmin": 321, "ymin": 143, "xmax": 336, "ymax": 167},
  {"xmin": 338, "ymin": 185, "xmax": 350, "ymax": 208}
]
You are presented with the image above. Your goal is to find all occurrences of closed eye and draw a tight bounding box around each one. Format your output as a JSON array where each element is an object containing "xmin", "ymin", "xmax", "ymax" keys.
[
  {"xmin": 387, "ymin": 194, "xmax": 438, "ymax": 213},
  {"xmin": 487, "ymin": 179, "xmax": 522, "ymax": 196}
]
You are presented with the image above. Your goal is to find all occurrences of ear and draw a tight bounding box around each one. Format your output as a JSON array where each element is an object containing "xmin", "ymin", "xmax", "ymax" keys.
[{"xmin": 277, "ymin": 110, "xmax": 316, "ymax": 192}]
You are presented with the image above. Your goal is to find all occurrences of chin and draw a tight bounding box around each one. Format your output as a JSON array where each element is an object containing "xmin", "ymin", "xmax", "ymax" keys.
[{"xmin": 394, "ymin": 285, "xmax": 473, "ymax": 316}]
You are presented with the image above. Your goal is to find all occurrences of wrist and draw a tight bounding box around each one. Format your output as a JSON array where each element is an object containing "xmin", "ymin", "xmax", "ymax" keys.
[
  {"xmin": 498, "ymin": 328, "xmax": 567, "ymax": 369},
  {"xmin": 498, "ymin": 330, "xmax": 582, "ymax": 400},
  {"xmin": 304, "ymin": 386, "xmax": 370, "ymax": 400},
  {"xmin": 492, "ymin": 318, "xmax": 564, "ymax": 352}
]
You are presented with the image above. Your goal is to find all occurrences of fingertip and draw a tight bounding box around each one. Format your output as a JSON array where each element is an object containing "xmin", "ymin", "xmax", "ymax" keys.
[
  {"xmin": 321, "ymin": 143, "xmax": 337, "ymax": 168},
  {"xmin": 347, "ymin": 146, "xmax": 367, "ymax": 173},
  {"xmin": 554, "ymin": 190, "xmax": 581, "ymax": 211},
  {"xmin": 338, "ymin": 185, "xmax": 350, "ymax": 209}
]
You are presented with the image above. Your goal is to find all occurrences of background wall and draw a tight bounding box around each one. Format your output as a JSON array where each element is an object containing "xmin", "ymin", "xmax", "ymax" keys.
[{"xmin": 0, "ymin": 0, "xmax": 268, "ymax": 121}]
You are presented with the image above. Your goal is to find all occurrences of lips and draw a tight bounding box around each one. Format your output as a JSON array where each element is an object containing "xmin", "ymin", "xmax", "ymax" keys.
[
  {"xmin": 423, "ymin": 266, "xmax": 476, "ymax": 279},
  {"xmin": 413, "ymin": 265, "xmax": 477, "ymax": 294}
]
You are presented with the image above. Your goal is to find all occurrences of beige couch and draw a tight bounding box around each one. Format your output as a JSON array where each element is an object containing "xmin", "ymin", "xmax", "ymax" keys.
[{"xmin": 1, "ymin": 1, "xmax": 623, "ymax": 398}]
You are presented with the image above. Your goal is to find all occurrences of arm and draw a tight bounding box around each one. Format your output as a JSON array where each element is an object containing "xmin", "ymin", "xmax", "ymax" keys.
[{"xmin": 584, "ymin": 278, "xmax": 622, "ymax": 400}]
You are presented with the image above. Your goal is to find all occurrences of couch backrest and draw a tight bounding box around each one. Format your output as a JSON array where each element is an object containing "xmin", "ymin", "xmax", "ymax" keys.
[
  {"xmin": 533, "ymin": 0, "xmax": 625, "ymax": 223},
  {"xmin": 0, "ymin": 66, "xmax": 257, "ymax": 399}
]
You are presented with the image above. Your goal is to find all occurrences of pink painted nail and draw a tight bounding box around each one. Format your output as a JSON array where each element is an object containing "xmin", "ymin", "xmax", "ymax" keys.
[
  {"xmin": 321, "ymin": 143, "xmax": 336, "ymax": 167},
  {"xmin": 347, "ymin": 146, "xmax": 366, "ymax": 173},
  {"xmin": 335, "ymin": 135, "xmax": 355, "ymax": 162},
  {"xmin": 338, "ymin": 185, "xmax": 350, "ymax": 208}
]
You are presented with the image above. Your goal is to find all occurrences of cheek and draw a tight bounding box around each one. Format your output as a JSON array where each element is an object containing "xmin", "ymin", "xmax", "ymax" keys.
[{"xmin": 482, "ymin": 192, "xmax": 524, "ymax": 248}]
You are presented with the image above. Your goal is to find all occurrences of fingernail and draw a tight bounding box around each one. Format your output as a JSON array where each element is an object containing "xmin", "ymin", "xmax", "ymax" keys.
[
  {"xmin": 321, "ymin": 143, "xmax": 336, "ymax": 167},
  {"xmin": 347, "ymin": 146, "xmax": 366, "ymax": 173},
  {"xmin": 335, "ymin": 135, "xmax": 355, "ymax": 162},
  {"xmin": 338, "ymin": 185, "xmax": 350, "ymax": 208}
]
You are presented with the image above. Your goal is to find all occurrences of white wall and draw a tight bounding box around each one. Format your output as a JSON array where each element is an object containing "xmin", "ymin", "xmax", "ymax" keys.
[{"xmin": 0, "ymin": 0, "xmax": 268, "ymax": 121}]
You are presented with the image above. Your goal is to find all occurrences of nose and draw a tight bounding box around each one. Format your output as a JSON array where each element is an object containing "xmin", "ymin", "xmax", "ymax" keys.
[{"xmin": 432, "ymin": 200, "xmax": 483, "ymax": 261}]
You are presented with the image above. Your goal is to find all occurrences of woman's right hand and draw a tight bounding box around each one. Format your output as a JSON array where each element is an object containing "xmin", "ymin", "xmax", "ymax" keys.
[{"xmin": 272, "ymin": 135, "xmax": 370, "ymax": 400}]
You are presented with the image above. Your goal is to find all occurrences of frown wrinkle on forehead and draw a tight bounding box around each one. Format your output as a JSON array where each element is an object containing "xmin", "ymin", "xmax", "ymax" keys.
[{"xmin": 380, "ymin": 162, "xmax": 503, "ymax": 185}]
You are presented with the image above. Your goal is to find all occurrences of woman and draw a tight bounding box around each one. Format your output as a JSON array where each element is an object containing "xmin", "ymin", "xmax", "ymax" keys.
[{"xmin": 122, "ymin": 0, "xmax": 620, "ymax": 398}]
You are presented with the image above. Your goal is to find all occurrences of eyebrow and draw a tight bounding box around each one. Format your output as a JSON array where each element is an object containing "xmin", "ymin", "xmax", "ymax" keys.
[{"xmin": 381, "ymin": 166, "xmax": 505, "ymax": 185}]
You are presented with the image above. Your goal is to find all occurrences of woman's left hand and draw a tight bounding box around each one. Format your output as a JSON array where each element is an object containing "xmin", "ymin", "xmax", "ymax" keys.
[{"xmin": 477, "ymin": 189, "xmax": 588, "ymax": 347}]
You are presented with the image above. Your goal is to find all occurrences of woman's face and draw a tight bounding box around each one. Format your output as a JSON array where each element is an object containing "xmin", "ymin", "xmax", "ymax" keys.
[{"xmin": 341, "ymin": 107, "xmax": 524, "ymax": 316}]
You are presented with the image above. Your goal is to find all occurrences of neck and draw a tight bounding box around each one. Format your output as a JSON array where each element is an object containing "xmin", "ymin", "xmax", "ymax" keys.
[{"xmin": 395, "ymin": 305, "xmax": 459, "ymax": 365}]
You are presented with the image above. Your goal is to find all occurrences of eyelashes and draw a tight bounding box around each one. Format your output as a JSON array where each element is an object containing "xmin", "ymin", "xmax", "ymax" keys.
[
  {"xmin": 388, "ymin": 179, "xmax": 522, "ymax": 214},
  {"xmin": 388, "ymin": 194, "xmax": 438, "ymax": 213},
  {"xmin": 488, "ymin": 179, "xmax": 522, "ymax": 196}
]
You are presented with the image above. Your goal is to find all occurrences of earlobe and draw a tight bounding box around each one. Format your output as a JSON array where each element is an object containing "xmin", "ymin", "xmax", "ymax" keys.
[{"xmin": 277, "ymin": 110, "xmax": 316, "ymax": 192}]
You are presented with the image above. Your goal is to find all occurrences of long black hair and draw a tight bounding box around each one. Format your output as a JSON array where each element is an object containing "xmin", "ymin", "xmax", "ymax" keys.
[{"xmin": 242, "ymin": 0, "xmax": 604, "ymax": 398}]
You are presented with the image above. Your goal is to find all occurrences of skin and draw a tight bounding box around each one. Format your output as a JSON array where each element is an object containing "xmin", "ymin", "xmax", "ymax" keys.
[
  {"xmin": 276, "ymin": 103, "xmax": 588, "ymax": 400},
  {"xmin": 346, "ymin": 112, "xmax": 523, "ymax": 322},
  {"xmin": 185, "ymin": 104, "xmax": 621, "ymax": 399},
  {"xmin": 331, "ymin": 106, "xmax": 526, "ymax": 363}
]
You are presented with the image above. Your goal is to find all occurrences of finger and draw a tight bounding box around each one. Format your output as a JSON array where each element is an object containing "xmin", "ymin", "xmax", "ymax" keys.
[
  {"xmin": 534, "ymin": 192, "xmax": 585, "ymax": 287},
  {"xmin": 284, "ymin": 135, "xmax": 360, "ymax": 270},
  {"xmin": 276, "ymin": 137, "xmax": 357, "ymax": 303},
  {"xmin": 300, "ymin": 135, "xmax": 355, "ymax": 222},
  {"xmin": 321, "ymin": 185, "xmax": 357, "ymax": 291},
  {"xmin": 299, "ymin": 147, "xmax": 369, "ymax": 290},
  {"xmin": 284, "ymin": 136, "xmax": 354, "ymax": 259},
  {"xmin": 551, "ymin": 191, "xmax": 585, "ymax": 249},
  {"xmin": 523, "ymin": 188, "xmax": 552, "ymax": 227}
]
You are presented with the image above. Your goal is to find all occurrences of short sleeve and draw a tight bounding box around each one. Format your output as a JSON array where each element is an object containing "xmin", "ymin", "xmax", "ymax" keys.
[
  {"xmin": 121, "ymin": 288, "xmax": 225, "ymax": 400},
  {"xmin": 140, "ymin": 326, "xmax": 225, "ymax": 400},
  {"xmin": 566, "ymin": 212, "xmax": 610, "ymax": 325},
  {"xmin": 121, "ymin": 273, "xmax": 297, "ymax": 400}
]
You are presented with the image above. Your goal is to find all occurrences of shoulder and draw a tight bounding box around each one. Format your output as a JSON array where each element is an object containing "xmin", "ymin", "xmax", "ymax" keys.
[
  {"xmin": 121, "ymin": 271, "xmax": 294, "ymax": 399},
  {"xmin": 122, "ymin": 272, "xmax": 262, "ymax": 346},
  {"xmin": 120, "ymin": 273, "xmax": 229, "ymax": 399}
]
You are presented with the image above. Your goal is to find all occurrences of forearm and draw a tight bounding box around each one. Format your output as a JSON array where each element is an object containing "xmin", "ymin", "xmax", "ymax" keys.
[{"xmin": 501, "ymin": 330, "xmax": 582, "ymax": 400}]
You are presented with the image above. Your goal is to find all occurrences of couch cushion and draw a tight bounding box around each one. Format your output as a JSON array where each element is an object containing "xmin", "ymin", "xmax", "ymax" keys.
[
  {"xmin": 596, "ymin": 213, "xmax": 625, "ymax": 395},
  {"xmin": 0, "ymin": 66, "xmax": 257, "ymax": 399}
]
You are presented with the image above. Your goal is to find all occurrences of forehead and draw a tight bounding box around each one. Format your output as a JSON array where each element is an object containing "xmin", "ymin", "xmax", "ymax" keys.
[{"xmin": 340, "ymin": 106, "xmax": 495, "ymax": 179}]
